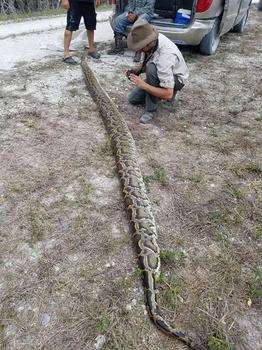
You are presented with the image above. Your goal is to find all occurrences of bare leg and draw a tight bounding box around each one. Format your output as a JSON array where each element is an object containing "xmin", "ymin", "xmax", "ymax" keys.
[
  {"xmin": 85, "ymin": 30, "xmax": 100, "ymax": 59},
  {"xmin": 64, "ymin": 29, "xmax": 73, "ymax": 58},
  {"xmin": 86, "ymin": 30, "xmax": 95, "ymax": 52}
]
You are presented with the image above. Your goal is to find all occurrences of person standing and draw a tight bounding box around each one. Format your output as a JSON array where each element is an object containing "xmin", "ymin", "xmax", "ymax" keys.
[
  {"xmin": 126, "ymin": 20, "xmax": 189, "ymax": 124},
  {"xmin": 60, "ymin": 0, "xmax": 101, "ymax": 64}
]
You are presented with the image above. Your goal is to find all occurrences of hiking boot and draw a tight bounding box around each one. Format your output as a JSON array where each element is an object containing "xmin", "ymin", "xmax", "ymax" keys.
[
  {"xmin": 161, "ymin": 92, "xmax": 177, "ymax": 109},
  {"xmin": 139, "ymin": 112, "xmax": 154, "ymax": 124},
  {"xmin": 107, "ymin": 34, "xmax": 124, "ymax": 55}
]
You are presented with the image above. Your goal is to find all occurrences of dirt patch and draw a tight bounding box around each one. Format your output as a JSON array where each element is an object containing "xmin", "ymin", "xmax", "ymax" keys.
[{"xmin": 0, "ymin": 6, "xmax": 261, "ymax": 350}]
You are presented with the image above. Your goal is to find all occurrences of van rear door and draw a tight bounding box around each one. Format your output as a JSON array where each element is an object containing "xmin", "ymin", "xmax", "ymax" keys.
[{"xmin": 219, "ymin": 0, "xmax": 242, "ymax": 35}]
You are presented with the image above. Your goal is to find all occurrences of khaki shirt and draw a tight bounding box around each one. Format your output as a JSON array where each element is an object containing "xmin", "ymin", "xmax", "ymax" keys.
[{"xmin": 148, "ymin": 33, "xmax": 189, "ymax": 88}]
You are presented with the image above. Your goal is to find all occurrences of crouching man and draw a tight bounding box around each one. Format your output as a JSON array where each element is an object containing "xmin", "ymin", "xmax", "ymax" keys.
[{"xmin": 126, "ymin": 20, "xmax": 189, "ymax": 124}]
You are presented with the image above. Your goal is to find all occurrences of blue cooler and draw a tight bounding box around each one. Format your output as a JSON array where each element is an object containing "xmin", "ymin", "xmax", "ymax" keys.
[{"xmin": 174, "ymin": 9, "xmax": 191, "ymax": 25}]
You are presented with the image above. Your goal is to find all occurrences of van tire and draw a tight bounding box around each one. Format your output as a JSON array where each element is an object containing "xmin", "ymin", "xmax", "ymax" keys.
[
  {"xmin": 199, "ymin": 18, "xmax": 220, "ymax": 55},
  {"xmin": 231, "ymin": 9, "xmax": 249, "ymax": 33}
]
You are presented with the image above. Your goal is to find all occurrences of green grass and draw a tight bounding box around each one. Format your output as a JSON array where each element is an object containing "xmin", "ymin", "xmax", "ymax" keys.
[
  {"xmin": 214, "ymin": 142, "xmax": 231, "ymax": 155},
  {"xmin": 160, "ymin": 249, "xmax": 185, "ymax": 263},
  {"xmin": 251, "ymin": 225, "xmax": 262, "ymax": 241},
  {"xmin": 226, "ymin": 184, "xmax": 242, "ymax": 199},
  {"xmin": 21, "ymin": 118, "xmax": 39, "ymax": 129},
  {"xmin": 249, "ymin": 267, "xmax": 262, "ymax": 298},
  {"xmin": 143, "ymin": 166, "xmax": 168, "ymax": 186},
  {"xmin": 96, "ymin": 312, "xmax": 110, "ymax": 334},
  {"xmin": 132, "ymin": 266, "xmax": 143, "ymax": 278},
  {"xmin": 156, "ymin": 272, "xmax": 166, "ymax": 284},
  {"xmin": 0, "ymin": 8, "xmax": 64, "ymax": 22},
  {"xmin": 143, "ymin": 175, "xmax": 152, "ymax": 185},
  {"xmin": 83, "ymin": 182, "xmax": 93, "ymax": 196},
  {"xmin": 27, "ymin": 202, "xmax": 44, "ymax": 243},
  {"xmin": 185, "ymin": 175, "xmax": 202, "ymax": 183},
  {"xmin": 229, "ymin": 162, "xmax": 262, "ymax": 178},
  {"xmin": 210, "ymin": 207, "xmax": 244, "ymax": 227},
  {"xmin": 214, "ymin": 229, "xmax": 232, "ymax": 248},
  {"xmin": 157, "ymin": 274, "xmax": 183, "ymax": 310},
  {"xmin": 0, "ymin": 323, "xmax": 5, "ymax": 348},
  {"xmin": 245, "ymin": 163, "xmax": 262, "ymax": 175},
  {"xmin": 160, "ymin": 275, "xmax": 182, "ymax": 310},
  {"xmin": 208, "ymin": 336, "xmax": 234, "ymax": 350}
]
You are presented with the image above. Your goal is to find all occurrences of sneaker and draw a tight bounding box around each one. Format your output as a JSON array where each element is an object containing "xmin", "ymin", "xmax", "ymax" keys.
[
  {"xmin": 161, "ymin": 94, "xmax": 177, "ymax": 110},
  {"xmin": 139, "ymin": 112, "xmax": 154, "ymax": 124},
  {"xmin": 88, "ymin": 51, "xmax": 101, "ymax": 60}
]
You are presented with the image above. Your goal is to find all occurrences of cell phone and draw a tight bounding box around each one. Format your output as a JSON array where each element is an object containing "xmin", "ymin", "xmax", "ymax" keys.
[{"xmin": 126, "ymin": 69, "xmax": 138, "ymax": 80}]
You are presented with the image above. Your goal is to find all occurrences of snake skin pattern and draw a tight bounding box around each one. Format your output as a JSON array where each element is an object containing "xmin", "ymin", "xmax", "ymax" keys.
[{"xmin": 81, "ymin": 57, "xmax": 200, "ymax": 349}]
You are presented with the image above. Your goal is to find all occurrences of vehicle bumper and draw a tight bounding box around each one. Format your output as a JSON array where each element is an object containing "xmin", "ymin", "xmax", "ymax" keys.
[
  {"xmin": 109, "ymin": 15, "xmax": 215, "ymax": 46},
  {"xmin": 152, "ymin": 19, "xmax": 216, "ymax": 45}
]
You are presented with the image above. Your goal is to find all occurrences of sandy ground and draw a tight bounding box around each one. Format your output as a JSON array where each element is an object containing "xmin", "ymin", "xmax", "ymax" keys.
[
  {"xmin": 0, "ymin": 11, "xmax": 113, "ymax": 71},
  {"xmin": 0, "ymin": 5, "xmax": 262, "ymax": 350}
]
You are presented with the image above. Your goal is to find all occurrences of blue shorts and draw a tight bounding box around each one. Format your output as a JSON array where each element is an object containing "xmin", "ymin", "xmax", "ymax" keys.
[{"xmin": 66, "ymin": 1, "xmax": 97, "ymax": 31}]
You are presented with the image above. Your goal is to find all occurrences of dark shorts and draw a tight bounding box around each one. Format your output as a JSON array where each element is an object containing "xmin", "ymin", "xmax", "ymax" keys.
[{"xmin": 66, "ymin": 1, "xmax": 97, "ymax": 31}]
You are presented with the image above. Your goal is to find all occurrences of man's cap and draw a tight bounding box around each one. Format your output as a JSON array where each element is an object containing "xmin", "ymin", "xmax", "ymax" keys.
[{"xmin": 127, "ymin": 19, "xmax": 158, "ymax": 51}]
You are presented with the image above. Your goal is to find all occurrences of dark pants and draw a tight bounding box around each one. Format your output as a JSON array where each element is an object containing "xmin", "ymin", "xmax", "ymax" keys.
[
  {"xmin": 128, "ymin": 63, "xmax": 184, "ymax": 112},
  {"xmin": 66, "ymin": 0, "xmax": 97, "ymax": 31}
]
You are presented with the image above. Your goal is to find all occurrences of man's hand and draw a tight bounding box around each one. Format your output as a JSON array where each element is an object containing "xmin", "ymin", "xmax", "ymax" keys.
[
  {"xmin": 125, "ymin": 69, "xmax": 141, "ymax": 80},
  {"xmin": 129, "ymin": 73, "xmax": 174, "ymax": 100},
  {"xmin": 129, "ymin": 74, "xmax": 146, "ymax": 89},
  {"xmin": 60, "ymin": 0, "xmax": 69, "ymax": 10},
  {"xmin": 127, "ymin": 12, "xmax": 137, "ymax": 23},
  {"xmin": 96, "ymin": 0, "xmax": 101, "ymax": 6}
]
